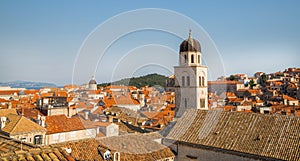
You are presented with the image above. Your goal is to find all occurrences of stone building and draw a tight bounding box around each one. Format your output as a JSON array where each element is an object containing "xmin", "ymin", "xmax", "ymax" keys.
[{"xmin": 0, "ymin": 112, "xmax": 46, "ymax": 145}]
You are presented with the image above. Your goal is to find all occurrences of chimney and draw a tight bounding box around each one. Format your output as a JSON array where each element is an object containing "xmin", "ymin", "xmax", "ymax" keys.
[
  {"xmin": 65, "ymin": 148, "xmax": 72, "ymax": 154},
  {"xmin": 1, "ymin": 117, "xmax": 7, "ymax": 129},
  {"xmin": 114, "ymin": 152, "xmax": 120, "ymax": 161},
  {"xmin": 21, "ymin": 107, "xmax": 24, "ymax": 116},
  {"xmin": 84, "ymin": 111, "xmax": 89, "ymax": 120},
  {"xmin": 41, "ymin": 116, "xmax": 46, "ymax": 127}
]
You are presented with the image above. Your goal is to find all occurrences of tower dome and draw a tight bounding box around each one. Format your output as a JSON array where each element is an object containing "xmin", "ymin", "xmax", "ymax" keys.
[
  {"xmin": 89, "ymin": 76, "xmax": 97, "ymax": 85},
  {"xmin": 88, "ymin": 76, "xmax": 97, "ymax": 90},
  {"xmin": 89, "ymin": 79, "xmax": 97, "ymax": 85},
  {"xmin": 180, "ymin": 30, "xmax": 201, "ymax": 52}
]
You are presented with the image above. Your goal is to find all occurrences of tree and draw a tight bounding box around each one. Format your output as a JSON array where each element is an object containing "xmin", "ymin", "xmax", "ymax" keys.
[
  {"xmin": 260, "ymin": 73, "xmax": 267, "ymax": 86},
  {"xmin": 249, "ymin": 79, "xmax": 255, "ymax": 88},
  {"xmin": 261, "ymin": 73, "xmax": 267, "ymax": 83},
  {"xmin": 229, "ymin": 75, "xmax": 235, "ymax": 81}
]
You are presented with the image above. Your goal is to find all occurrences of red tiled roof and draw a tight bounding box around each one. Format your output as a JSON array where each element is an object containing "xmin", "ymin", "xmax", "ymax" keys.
[
  {"xmin": 1, "ymin": 114, "xmax": 45, "ymax": 135},
  {"xmin": 282, "ymin": 94, "xmax": 298, "ymax": 101},
  {"xmin": 19, "ymin": 108, "xmax": 43, "ymax": 120},
  {"xmin": 208, "ymin": 81, "xmax": 243, "ymax": 85},
  {"xmin": 167, "ymin": 110, "xmax": 300, "ymax": 161},
  {"xmin": 0, "ymin": 109, "xmax": 17, "ymax": 117},
  {"xmin": 45, "ymin": 115, "xmax": 85, "ymax": 134},
  {"xmin": 0, "ymin": 90, "xmax": 20, "ymax": 95},
  {"xmin": 0, "ymin": 98, "xmax": 10, "ymax": 102}
]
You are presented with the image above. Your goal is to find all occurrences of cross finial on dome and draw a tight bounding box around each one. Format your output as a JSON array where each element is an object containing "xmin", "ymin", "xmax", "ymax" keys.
[{"xmin": 189, "ymin": 29, "xmax": 192, "ymax": 39}]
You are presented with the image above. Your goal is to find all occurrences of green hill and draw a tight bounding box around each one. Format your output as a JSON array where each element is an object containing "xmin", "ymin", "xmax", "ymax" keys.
[{"xmin": 99, "ymin": 73, "xmax": 168, "ymax": 88}]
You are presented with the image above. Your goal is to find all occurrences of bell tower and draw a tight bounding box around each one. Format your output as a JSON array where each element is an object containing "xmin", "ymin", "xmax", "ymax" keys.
[{"xmin": 174, "ymin": 30, "xmax": 208, "ymax": 117}]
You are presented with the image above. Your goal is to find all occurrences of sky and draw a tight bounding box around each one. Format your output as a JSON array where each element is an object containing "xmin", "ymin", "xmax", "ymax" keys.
[{"xmin": 0, "ymin": 0, "xmax": 299, "ymax": 85}]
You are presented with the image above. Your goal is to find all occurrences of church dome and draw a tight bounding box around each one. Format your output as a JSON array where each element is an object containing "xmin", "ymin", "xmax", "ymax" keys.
[
  {"xmin": 89, "ymin": 76, "xmax": 97, "ymax": 84},
  {"xmin": 180, "ymin": 30, "xmax": 201, "ymax": 52}
]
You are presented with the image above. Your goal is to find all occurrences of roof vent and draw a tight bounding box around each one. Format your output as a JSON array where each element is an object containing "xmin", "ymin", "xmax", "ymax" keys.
[
  {"xmin": 104, "ymin": 149, "xmax": 111, "ymax": 160},
  {"xmin": 255, "ymin": 134, "xmax": 263, "ymax": 141},
  {"xmin": 214, "ymin": 131, "xmax": 220, "ymax": 135},
  {"xmin": 1, "ymin": 117, "xmax": 7, "ymax": 129},
  {"xmin": 65, "ymin": 148, "xmax": 72, "ymax": 154}
]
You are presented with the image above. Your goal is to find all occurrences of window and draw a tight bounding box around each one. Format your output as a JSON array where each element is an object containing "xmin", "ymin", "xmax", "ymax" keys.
[
  {"xmin": 184, "ymin": 54, "xmax": 187, "ymax": 63},
  {"xmin": 182, "ymin": 76, "xmax": 185, "ymax": 87},
  {"xmin": 184, "ymin": 98, "xmax": 187, "ymax": 108},
  {"xmin": 202, "ymin": 76, "xmax": 205, "ymax": 86},
  {"xmin": 200, "ymin": 99, "xmax": 205, "ymax": 107},
  {"xmin": 198, "ymin": 55, "xmax": 200, "ymax": 63},
  {"xmin": 34, "ymin": 135, "xmax": 43, "ymax": 145},
  {"xmin": 191, "ymin": 54, "xmax": 194, "ymax": 63},
  {"xmin": 199, "ymin": 76, "xmax": 202, "ymax": 86},
  {"xmin": 21, "ymin": 137, "xmax": 27, "ymax": 142},
  {"xmin": 187, "ymin": 76, "xmax": 190, "ymax": 86}
]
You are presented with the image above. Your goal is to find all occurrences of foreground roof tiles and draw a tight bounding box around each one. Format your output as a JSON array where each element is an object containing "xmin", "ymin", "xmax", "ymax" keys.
[
  {"xmin": 53, "ymin": 133, "xmax": 174, "ymax": 161},
  {"xmin": 0, "ymin": 135, "xmax": 75, "ymax": 161},
  {"xmin": 166, "ymin": 109, "xmax": 300, "ymax": 161}
]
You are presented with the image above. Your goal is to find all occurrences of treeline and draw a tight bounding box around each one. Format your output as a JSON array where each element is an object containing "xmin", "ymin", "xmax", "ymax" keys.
[{"xmin": 98, "ymin": 73, "xmax": 168, "ymax": 88}]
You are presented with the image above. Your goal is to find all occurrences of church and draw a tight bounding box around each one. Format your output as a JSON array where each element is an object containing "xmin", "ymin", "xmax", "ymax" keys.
[
  {"xmin": 174, "ymin": 30, "xmax": 208, "ymax": 117},
  {"xmin": 163, "ymin": 31, "xmax": 300, "ymax": 161}
]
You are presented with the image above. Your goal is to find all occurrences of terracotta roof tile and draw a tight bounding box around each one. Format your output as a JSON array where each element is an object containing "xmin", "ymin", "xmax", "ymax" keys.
[
  {"xmin": 45, "ymin": 115, "xmax": 85, "ymax": 134},
  {"xmin": 0, "ymin": 109, "xmax": 17, "ymax": 117},
  {"xmin": 98, "ymin": 133, "xmax": 174, "ymax": 160},
  {"xmin": 0, "ymin": 114, "xmax": 45, "ymax": 135},
  {"xmin": 166, "ymin": 109, "xmax": 300, "ymax": 161},
  {"xmin": 282, "ymin": 94, "xmax": 298, "ymax": 101}
]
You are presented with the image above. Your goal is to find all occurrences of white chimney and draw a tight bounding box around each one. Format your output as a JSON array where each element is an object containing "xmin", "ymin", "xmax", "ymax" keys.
[
  {"xmin": 1, "ymin": 117, "xmax": 7, "ymax": 129},
  {"xmin": 65, "ymin": 148, "xmax": 72, "ymax": 154},
  {"xmin": 84, "ymin": 111, "xmax": 89, "ymax": 120},
  {"xmin": 41, "ymin": 116, "xmax": 46, "ymax": 127}
]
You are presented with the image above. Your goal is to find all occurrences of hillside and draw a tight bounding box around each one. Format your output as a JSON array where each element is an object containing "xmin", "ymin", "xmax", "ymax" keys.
[
  {"xmin": 99, "ymin": 73, "xmax": 168, "ymax": 88},
  {"xmin": 0, "ymin": 81, "xmax": 56, "ymax": 89}
]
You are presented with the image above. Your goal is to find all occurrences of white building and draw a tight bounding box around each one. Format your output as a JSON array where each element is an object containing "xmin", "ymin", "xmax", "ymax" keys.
[{"xmin": 174, "ymin": 30, "xmax": 208, "ymax": 117}]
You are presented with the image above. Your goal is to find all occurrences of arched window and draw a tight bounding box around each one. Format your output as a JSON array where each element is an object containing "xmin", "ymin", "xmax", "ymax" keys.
[
  {"xmin": 185, "ymin": 98, "xmax": 187, "ymax": 108},
  {"xmin": 184, "ymin": 54, "xmax": 187, "ymax": 63},
  {"xmin": 191, "ymin": 54, "xmax": 194, "ymax": 63},
  {"xmin": 198, "ymin": 55, "xmax": 200, "ymax": 64},
  {"xmin": 200, "ymin": 99, "xmax": 205, "ymax": 107},
  {"xmin": 202, "ymin": 76, "xmax": 205, "ymax": 86},
  {"xmin": 199, "ymin": 76, "xmax": 202, "ymax": 86},
  {"xmin": 182, "ymin": 76, "xmax": 185, "ymax": 87},
  {"xmin": 187, "ymin": 76, "xmax": 190, "ymax": 86}
]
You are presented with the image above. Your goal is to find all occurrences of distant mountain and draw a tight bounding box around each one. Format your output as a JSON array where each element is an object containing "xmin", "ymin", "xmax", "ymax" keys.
[
  {"xmin": 99, "ymin": 73, "xmax": 168, "ymax": 88},
  {"xmin": 0, "ymin": 81, "xmax": 56, "ymax": 90}
]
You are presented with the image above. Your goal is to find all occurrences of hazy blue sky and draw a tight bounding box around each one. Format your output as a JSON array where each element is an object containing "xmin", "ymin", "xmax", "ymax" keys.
[{"xmin": 0, "ymin": 0, "xmax": 299, "ymax": 85}]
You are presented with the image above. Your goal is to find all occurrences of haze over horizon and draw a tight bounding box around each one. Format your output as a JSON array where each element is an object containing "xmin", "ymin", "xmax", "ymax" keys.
[{"xmin": 1, "ymin": 1, "xmax": 299, "ymax": 86}]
